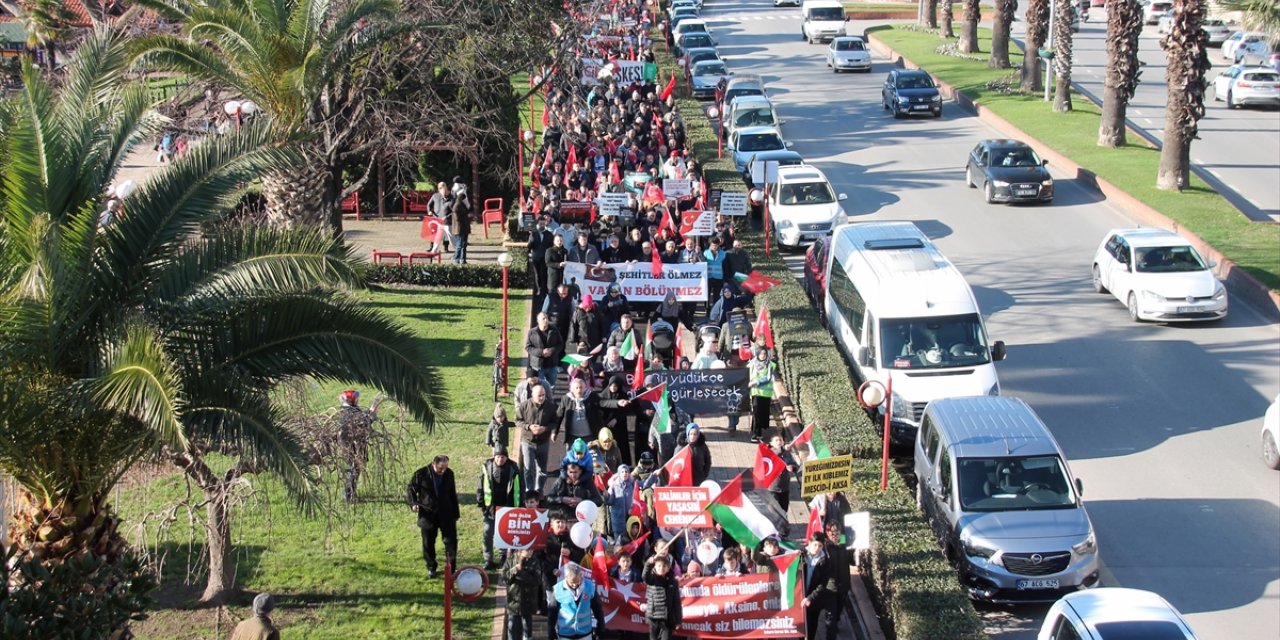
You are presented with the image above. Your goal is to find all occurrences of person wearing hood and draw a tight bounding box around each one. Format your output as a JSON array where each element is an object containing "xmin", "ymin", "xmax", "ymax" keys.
[
  {"xmin": 231, "ymin": 593, "xmax": 280, "ymax": 640},
  {"xmin": 596, "ymin": 345, "xmax": 628, "ymax": 389},
  {"xmin": 486, "ymin": 403, "xmax": 514, "ymax": 452},
  {"xmin": 677, "ymin": 423, "xmax": 713, "ymax": 486},
  {"xmin": 588, "ymin": 426, "xmax": 624, "ymax": 472},
  {"xmin": 600, "ymin": 284, "xmax": 631, "ymax": 334},
  {"xmin": 652, "ymin": 291, "xmax": 687, "ymax": 332},
  {"xmin": 449, "ymin": 176, "xmax": 472, "ymax": 264},
  {"xmin": 705, "ymin": 282, "xmax": 752, "ymax": 328},
  {"xmin": 602, "ymin": 464, "xmax": 637, "ymax": 543},
  {"xmin": 748, "ymin": 347, "xmax": 778, "ymax": 443},
  {"xmin": 803, "ymin": 532, "xmax": 839, "ymax": 640},
  {"xmin": 621, "ymin": 515, "xmax": 652, "ymax": 563},
  {"xmin": 567, "ymin": 294, "xmax": 605, "ymax": 355}
]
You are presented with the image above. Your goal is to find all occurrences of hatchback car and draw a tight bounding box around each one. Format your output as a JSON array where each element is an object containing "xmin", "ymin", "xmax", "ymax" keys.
[
  {"xmin": 1038, "ymin": 588, "xmax": 1199, "ymax": 640},
  {"xmin": 724, "ymin": 95, "xmax": 783, "ymax": 144},
  {"xmin": 678, "ymin": 32, "xmax": 716, "ymax": 56},
  {"xmin": 1222, "ymin": 31, "xmax": 1269, "ymax": 60},
  {"xmin": 719, "ymin": 74, "xmax": 766, "ymax": 108},
  {"xmin": 803, "ymin": 235, "xmax": 831, "ymax": 316},
  {"xmin": 690, "ymin": 59, "xmax": 729, "ymax": 100},
  {"xmin": 965, "ymin": 140, "xmax": 1054, "ymax": 204},
  {"xmin": 827, "ymin": 36, "xmax": 872, "ymax": 73},
  {"xmin": 882, "ymin": 69, "xmax": 942, "ymax": 118},
  {"xmin": 680, "ymin": 44, "xmax": 717, "ymax": 71},
  {"xmin": 1091, "ymin": 228, "xmax": 1228, "ymax": 322},
  {"xmin": 729, "ymin": 126, "xmax": 790, "ymax": 173},
  {"xmin": 1213, "ymin": 65, "xmax": 1280, "ymax": 108},
  {"xmin": 1202, "ymin": 18, "xmax": 1231, "ymax": 45},
  {"xmin": 1142, "ymin": 0, "xmax": 1171, "ymax": 24}
]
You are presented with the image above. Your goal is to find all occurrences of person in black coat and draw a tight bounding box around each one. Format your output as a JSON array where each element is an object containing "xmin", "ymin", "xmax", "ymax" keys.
[
  {"xmin": 546, "ymin": 233, "xmax": 569, "ymax": 293},
  {"xmin": 599, "ymin": 284, "xmax": 631, "ymax": 334},
  {"xmin": 547, "ymin": 462, "xmax": 603, "ymax": 511},
  {"xmin": 541, "ymin": 282, "xmax": 576, "ymax": 340},
  {"xmin": 643, "ymin": 555, "xmax": 683, "ymax": 640},
  {"xmin": 567, "ymin": 295, "xmax": 605, "ymax": 355},
  {"xmin": 407, "ymin": 455, "xmax": 460, "ymax": 579},
  {"xmin": 557, "ymin": 378, "xmax": 604, "ymax": 443},
  {"xmin": 527, "ymin": 215, "xmax": 555, "ymax": 298},
  {"xmin": 803, "ymin": 532, "xmax": 839, "ymax": 640},
  {"xmin": 503, "ymin": 549, "xmax": 544, "ymax": 640},
  {"xmin": 766, "ymin": 434, "xmax": 800, "ymax": 514},
  {"xmin": 678, "ymin": 423, "xmax": 713, "ymax": 487},
  {"xmin": 597, "ymin": 374, "xmax": 634, "ymax": 465},
  {"xmin": 823, "ymin": 520, "xmax": 857, "ymax": 636},
  {"xmin": 525, "ymin": 312, "xmax": 565, "ymax": 390}
]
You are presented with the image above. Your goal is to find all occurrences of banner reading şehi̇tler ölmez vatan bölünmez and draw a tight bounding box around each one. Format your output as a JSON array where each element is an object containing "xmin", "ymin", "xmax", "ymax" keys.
[
  {"xmin": 602, "ymin": 572, "xmax": 803, "ymax": 638},
  {"xmin": 563, "ymin": 261, "xmax": 707, "ymax": 302}
]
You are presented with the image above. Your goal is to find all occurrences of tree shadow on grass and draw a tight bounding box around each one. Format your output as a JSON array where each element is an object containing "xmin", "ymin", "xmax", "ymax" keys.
[{"xmin": 145, "ymin": 542, "xmax": 269, "ymax": 611}]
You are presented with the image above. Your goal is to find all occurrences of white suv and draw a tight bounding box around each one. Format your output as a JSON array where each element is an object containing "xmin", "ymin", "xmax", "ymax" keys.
[
  {"xmin": 1091, "ymin": 228, "xmax": 1228, "ymax": 323},
  {"xmin": 766, "ymin": 165, "xmax": 847, "ymax": 248}
]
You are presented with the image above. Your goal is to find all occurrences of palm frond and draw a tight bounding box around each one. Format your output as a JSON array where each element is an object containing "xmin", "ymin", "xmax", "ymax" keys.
[{"xmin": 90, "ymin": 320, "xmax": 189, "ymax": 450}]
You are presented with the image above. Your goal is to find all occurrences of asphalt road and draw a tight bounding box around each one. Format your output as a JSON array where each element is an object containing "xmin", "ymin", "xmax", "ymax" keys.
[
  {"xmin": 1018, "ymin": 11, "xmax": 1280, "ymax": 222},
  {"xmin": 698, "ymin": 2, "xmax": 1280, "ymax": 638}
]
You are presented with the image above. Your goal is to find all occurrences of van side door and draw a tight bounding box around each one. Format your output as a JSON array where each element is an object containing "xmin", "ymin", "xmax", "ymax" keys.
[{"xmin": 930, "ymin": 445, "xmax": 955, "ymax": 547}]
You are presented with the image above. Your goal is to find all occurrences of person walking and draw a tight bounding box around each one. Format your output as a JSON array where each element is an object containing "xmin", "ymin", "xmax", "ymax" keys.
[
  {"xmin": 487, "ymin": 403, "xmax": 514, "ymax": 452},
  {"xmin": 527, "ymin": 215, "xmax": 555, "ymax": 298},
  {"xmin": 478, "ymin": 446, "xmax": 523, "ymax": 569},
  {"xmin": 597, "ymin": 375, "xmax": 634, "ymax": 464},
  {"xmin": 602, "ymin": 464, "xmax": 636, "ymax": 544},
  {"xmin": 546, "ymin": 233, "xmax": 569, "ymax": 294},
  {"xmin": 747, "ymin": 347, "xmax": 777, "ymax": 443},
  {"xmin": 502, "ymin": 548, "xmax": 543, "ymax": 640},
  {"xmin": 336, "ymin": 389, "xmax": 372, "ymax": 504},
  {"xmin": 823, "ymin": 519, "xmax": 858, "ymax": 636},
  {"xmin": 550, "ymin": 563, "xmax": 605, "ymax": 640},
  {"xmin": 517, "ymin": 384, "xmax": 557, "ymax": 494},
  {"xmin": 766, "ymin": 434, "xmax": 799, "ymax": 515},
  {"xmin": 427, "ymin": 182, "xmax": 453, "ymax": 253},
  {"xmin": 802, "ymin": 532, "xmax": 838, "ymax": 640},
  {"xmin": 156, "ymin": 131, "xmax": 174, "ymax": 164},
  {"xmin": 567, "ymin": 295, "xmax": 605, "ymax": 357},
  {"xmin": 230, "ymin": 593, "xmax": 280, "ymax": 640},
  {"xmin": 407, "ymin": 455, "xmax": 459, "ymax": 579},
  {"xmin": 680, "ymin": 424, "xmax": 713, "ymax": 486},
  {"xmin": 642, "ymin": 555, "xmax": 682, "ymax": 640},
  {"xmin": 557, "ymin": 378, "xmax": 603, "ymax": 446},
  {"xmin": 450, "ymin": 178, "xmax": 473, "ymax": 264},
  {"xmin": 702, "ymin": 238, "xmax": 727, "ymax": 305},
  {"xmin": 525, "ymin": 312, "xmax": 565, "ymax": 390}
]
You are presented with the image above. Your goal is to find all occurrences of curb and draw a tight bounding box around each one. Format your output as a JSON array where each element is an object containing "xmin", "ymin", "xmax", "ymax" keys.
[{"xmin": 865, "ymin": 33, "xmax": 1280, "ymax": 321}]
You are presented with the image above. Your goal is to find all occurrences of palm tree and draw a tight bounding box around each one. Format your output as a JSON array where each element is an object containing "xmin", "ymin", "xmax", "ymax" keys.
[
  {"xmin": 990, "ymin": 0, "xmax": 1017, "ymax": 68},
  {"xmin": 0, "ymin": 0, "xmax": 77, "ymax": 68},
  {"xmin": 1098, "ymin": 0, "xmax": 1144, "ymax": 146},
  {"xmin": 1053, "ymin": 0, "xmax": 1075, "ymax": 112},
  {"xmin": 1021, "ymin": 0, "xmax": 1050, "ymax": 92},
  {"xmin": 942, "ymin": 0, "xmax": 955, "ymax": 38},
  {"xmin": 1157, "ymin": 0, "xmax": 1210, "ymax": 190},
  {"xmin": 959, "ymin": 0, "xmax": 981, "ymax": 52},
  {"xmin": 1218, "ymin": 0, "xmax": 1280, "ymax": 34},
  {"xmin": 0, "ymin": 26, "xmax": 447, "ymax": 607},
  {"xmin": 130, "ymin": 0, "xmax": 401, "ymax": 232}
]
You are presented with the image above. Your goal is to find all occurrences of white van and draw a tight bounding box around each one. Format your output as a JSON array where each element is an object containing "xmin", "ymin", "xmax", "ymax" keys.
[
  {"xmin": 801, "ymin": 0, "xmax": 848, "ymax": 44},
  {"xmin": 823, "ymin": 221, "xmax": 1005, "ymax": 443}
]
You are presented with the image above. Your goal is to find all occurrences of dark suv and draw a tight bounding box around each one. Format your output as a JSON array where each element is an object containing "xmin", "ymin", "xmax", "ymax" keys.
[{"xmin": 881, "ymin": 69, "xmax": 942, "ymax": 118}]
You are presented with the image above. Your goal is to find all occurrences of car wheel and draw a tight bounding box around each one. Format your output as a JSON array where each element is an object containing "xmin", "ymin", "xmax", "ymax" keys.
[
  {"xmin": 965, "ymin": 165, "xmax": 976, "ymax": 188},
  {"xmin": 817, "ymin": 298, "xmax": 827, "ymax": 327},
  {"xmin": 1263, "ymin": 431, "xmax": 1280, "ymax": 470},
  {"xmin": 933, "ymin": 108, "xmax": 942, "ymax": 118},
  {"xmin": 1092, "ymin": 264, "xmax": 1108, "ymax": 294},
  {"xmin": 1227, "ymin": 90, "xmax": 1236, "ymax": 109},
  {"xmin": 1127, "ymin": 292, "xmax": 1143, "ymax": 322},
  {"xmin": 892, "ymin": 104, "xmax": 904, "ymax": 119},
  {"xmin": 882, "ymin": 96, "xmax": 890, "ymax": 111},
  {"xmin": 983, "ymin": 181, "xmax": 996, "ymax": 204}
]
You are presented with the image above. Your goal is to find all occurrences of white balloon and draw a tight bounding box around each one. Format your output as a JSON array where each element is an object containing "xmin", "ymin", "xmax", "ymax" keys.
[
  {"xmin": 696, "ymin": 540, "xmax": 721, "ymax": 566},
  {"xmin": 699, "ymin": 480, "xmax": 721, "ymax": 501},
  {"xmin": 575, "ymin": 500, "xmax": 599, "ymax": 524},
  {"xmin": 115, "ymin": 179, "xmax": 138, "ymax": 199},
  {"xmin": 239, "ymin": 100, "xmax": 258, "ymax": 115},
  {"xmin": 570, "ymin": 521, "xmax": 594, "ymax": 549},
  {"xmin": 223, "ymin": 100, "xmax": 241, "ymax": 115}
]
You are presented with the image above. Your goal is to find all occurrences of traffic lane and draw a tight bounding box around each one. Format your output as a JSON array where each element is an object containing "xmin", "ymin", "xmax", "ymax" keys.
[{"xmin": 708, "ymin": 6, "xmax": 1280, "ymax": 639}]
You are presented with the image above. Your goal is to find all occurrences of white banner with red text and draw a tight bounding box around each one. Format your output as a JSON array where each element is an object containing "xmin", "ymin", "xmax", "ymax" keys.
[
  {"xmin": 563, "ymin": 261, "xmax": 708, "ymax": 302},
  {"xmin": 602, "ymin": 572, "xmax": 804, "ymax": 638}
]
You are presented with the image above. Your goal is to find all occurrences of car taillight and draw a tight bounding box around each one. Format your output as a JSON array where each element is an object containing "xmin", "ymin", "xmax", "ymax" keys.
[{"xmin": 1236, "ymin": 81, "xmax": 1253, "ymax": 88}]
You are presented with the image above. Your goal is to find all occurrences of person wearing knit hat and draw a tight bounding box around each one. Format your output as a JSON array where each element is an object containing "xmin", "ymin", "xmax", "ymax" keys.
[
  {"xmin": 478, "ymin": 444, "xmax": 523, "ymax": 569},
  {"xmin": 230, "ymin": 593, "xmax": 279, "ymax": 640}
]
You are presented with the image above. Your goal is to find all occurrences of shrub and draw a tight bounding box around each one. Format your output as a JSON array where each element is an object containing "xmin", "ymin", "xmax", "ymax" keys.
[
  {"xmin": 366, "ymin": 248, "xmax": 530, "ymax": 288},
  {"xmin": 0, "ymin": 548, "xmax": 157, "ymax": 639}
]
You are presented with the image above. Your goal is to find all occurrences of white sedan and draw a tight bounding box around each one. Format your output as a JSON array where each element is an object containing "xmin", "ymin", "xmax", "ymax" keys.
[
  {"xmin": 1213, "ymin": 65, "xmax": 1280, "ymax": 108},
  {"xmin": 826, "ymin": 36, "xmax": 872, "ymax": 73},
  {"xmin": 1038, "ymin": 588, "xmax": 1199, "ymax": 640},
  {"xmin": 1091, "ymin": 228, "xmax": 1227, "ymax": 323}
]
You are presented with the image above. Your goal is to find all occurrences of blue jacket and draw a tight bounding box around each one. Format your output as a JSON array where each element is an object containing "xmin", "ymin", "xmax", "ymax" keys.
[
  {"xmin": 553, "ymin": 578, "xmax": 602, "ymax": 637},
  {"xmin": 702, "ymin": 248, "xmax": 726, "ymax": 279},
  {"xmin": 602, "ymin": 477, "xmax": 636, "ymax": 537},
  {"xmin": 559, "ymin": 450, "xmax": 596, "ymax": 479}
]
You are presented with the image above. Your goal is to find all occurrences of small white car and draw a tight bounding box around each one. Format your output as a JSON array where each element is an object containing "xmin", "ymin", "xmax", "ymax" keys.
[
  {"xmin": 765, "ymin": 164, "xmax": 847, "ymax": 248},
  {"xmin": 1221, "ymin": 31, "xmax": 1268, "ymax": 60},
  {"xmin": 1202, "ymin": 19, "xmax": 1231, "ymax": 46},
  {"xmin": 1263, "ymin": 394, "xmax": 1280, "ymax": 470},
  {"xmin": 1213, "ymin": 65, "xmax": 1280, "ymax": 108},
  {"xmin": 1091, "ymin": 228, "xmax": 1228, "ymax": 323},
  {"xmin": 827, "ymin": 36, "xmax": 872, "ymax": 73},
  {"xmin": 1038, "ymin": 588, "xmax": 1199, "ymax": 640},
  {"xmin": 1142, "ymin": 0, "xmax": 1171, "ymax": 25}
]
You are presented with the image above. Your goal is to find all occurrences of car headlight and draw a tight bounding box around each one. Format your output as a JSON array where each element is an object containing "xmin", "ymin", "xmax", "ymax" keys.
[
  {"xmin": 898, "ymin": 96, "xmax": 910, "ymax": 103},
  {"xmin": 776, "ymin": 219, "xmax": 795, "ymax": 230},
  {"xmin": 1041, "ymin": 179, "xmax": 1054, "ymax": 186},
  {"xmin": 1213, "ymin": 283, "xmax": 1227, "ymax": 300},
  {"xmin": 1072, "ymin": 532, "xmax": 1097, "ymax": 556},
  {"xmin": 931, "ymin": 95, "xmax": 942, "ymax": 102},
  {"xmin": 987, "ymin": 382, "xmax": 1000, "ymax": 396},
  {"xmin": 992, "ymin": 180, "xmax": 1010, "ymax": 188},
  {"xmin": 1140, "ymin": 289, "xmax": 1163, "ymax": 302},
  {"xmin": 962, "ymin": 535, "xmax": 999, "ymax": 561},
  {"xmin": 890, "ymin": 391, "xmax": 912, "ymax": 420}
]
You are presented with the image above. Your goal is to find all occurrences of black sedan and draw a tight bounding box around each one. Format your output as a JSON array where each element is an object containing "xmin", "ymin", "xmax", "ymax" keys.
[
  {"xmin": 965, "ymin": 140, "xmax": 1055, "ymax": 204},
  {"xmin": 881, "ymin": 69, "xmax": 942, "ymax": 118}
]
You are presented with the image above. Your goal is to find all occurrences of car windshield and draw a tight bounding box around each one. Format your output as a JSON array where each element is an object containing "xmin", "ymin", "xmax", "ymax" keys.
[
  {"xmin": 896, "ymin": 74, "xmax": 935, "ymax": 89},
  {"xmin": 690, "ymin": 52, "xmax": 718, "ymax": 65},
  {"xmin": 990, "ymin": 148, "xmax": 1043, "ymax": 167},
  {"xmin": 879, "ymin": 314, "xmax": 992, "ymax": 369},
  {"xmin": 679, "ymin": 23, "xmax": 707, "ymax": 34},
  {"xmin": 684, "ymin": 34, "xmax": 712, "ymax": 47},
  {"xmin": 809, "ymin": 7, "xmax": 844, "ymax": 19},
  {"xmin": 1094, "ymin": 621, "xmax": 1190, "ymax": 640},
  {"xmin": 737, "ymin": 133, "xmax": 783, "ymax": 152},
  {"xmin": 1205, "ymin": 19, "xmax": 1225, "ymax": 27},
  {"xmin": 733, "ymin": 107, "xmax": 776, "ymax": 127},
  {"xmin": 695, "ymin": 62, "xmax": 727, "ymax": 76},
  {"xmin": 957, "ymin": 455, "xmax": 1077, "ymax": 512},
  {"xmin": 835, "ymin": 39, "xmax": 865, "ymax": 51},
  {"xmin": 778, "ymin": 181, "xmax": 834, "ymax": 205},
  {"xmin": 1133, "ymin": 245, "xmax": 1208, "ymax": 273},
  {"xmin": 726, "ymin": 88, "xmax": 765, "ymax": 104}
]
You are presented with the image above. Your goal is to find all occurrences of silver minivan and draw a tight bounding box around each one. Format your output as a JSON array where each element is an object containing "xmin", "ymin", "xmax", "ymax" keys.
[{"xmin": 915, "ymin": 396, "xmax": 1100, "ymax": 603}]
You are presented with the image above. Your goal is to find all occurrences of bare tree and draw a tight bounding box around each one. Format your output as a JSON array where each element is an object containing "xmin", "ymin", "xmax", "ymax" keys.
[
  {"xmin": 990, "ymin": 0, "xmax": 1018, "ymax": 68},
  {"xmin": 1053, "ymin": 0, "xmax": 1075, "ymax": 112},
  {"xmin": 1021, "ymin": 0, "xmax": 1050, "ymax": 91},
  {"xmin": 959, "ymin": 0, "xmax": 981, "ymax": 52},
  {"xmin": 1099, "ymin": 0, "xmax": 1144, "ymax": 146},
  {"xmin": 1157, "ymin": 0, "xmax": 1211, "ymax": 190}
]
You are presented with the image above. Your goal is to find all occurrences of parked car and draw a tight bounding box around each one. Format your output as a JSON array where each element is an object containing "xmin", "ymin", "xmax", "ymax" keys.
[
  {"xmin": 682, "ymin": 47, "xmax": 720, "ymax": 72},
  {"xmin": 826, "ymin": 36, "xmax": 872, "ymax": 73},
  {"xmin": 690, "ymin": 59, "xmax": 729, "ymax": 100},
  {"xmin": 1038, "ymin": 589, "xmax": 1199, "ymax": 640},
  {"xmin": 728, "ymin": 126, "xmax": 790, "ymax": 173},
  {"xmin": 678, "ymin": 32, "xmax": 716, "ymax": 57},
  {"xmin": 1221, "ymin": 31, "xmax": 1268, "ymax": 60},
  {"xmin": 1142, "ymin": 0, "xmax": 1172, "ymax": 24},
  {"xmin": 1263, "ymin": 395, "xmax": 1280, "ymax": 470},
  {"xmin": 1156, "ymin": 10, "xmax": 1174, "ymax": 35},
  {"xmin": 803, "ymin": 235, "xmax": 831, "ymax": 316},
  {"xmin": 882, "ymin": 69, "xmax": 942, "ymax": 118},
  {"xmin": 1202, "ymin": 18, "xmax": 1231, "ymax": 45},
  {"xmin": 719, "ymin": 73, "xmax": 766, "ymax": 110},
  {"xmin": 1212, "ymin": 65, "xmax": 1280, "ymax": 108},
  {"xmin": 740, "ymin": 149, "xmax": 806, "ymax": 188},
  {"xmin": 965, "ymin": 140, "xmax": 1054, "ymax": 204},
  {"xmin": 724, "ymin": 95, "xmax": 783, "ymax": 144},
  {"xmin": 1234, "ymin": 37, "xmax": 1273, "ymax": 63},
  {"xmin": 670, "ymin": 7, "xmax": 699, "ymax": 25},
  {"xmin": 1091, "ymin": 227, "xmax": 1228, "ymax": 323},
  {"xmin": 764, "ymin": 164, "xmax": 846, "ymax": 248}
]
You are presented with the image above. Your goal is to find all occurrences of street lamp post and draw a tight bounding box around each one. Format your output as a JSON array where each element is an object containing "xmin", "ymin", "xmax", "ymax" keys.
[
  {"xmin": 496, "ymin": 252, "xmax": 514, "ymax": 396},
  {"xmin": 223, "ymin": 99, "xmax": 259, "ymax": 130},
  {"xmin": 518, "ymin": 129, "xmax": 534, "ymax": 210},
  {"xmin": 708, "ymin": 105, "xmax": 722, "ymax": 159}
]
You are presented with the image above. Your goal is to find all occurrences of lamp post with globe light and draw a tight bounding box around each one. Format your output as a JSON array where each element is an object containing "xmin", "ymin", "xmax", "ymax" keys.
[
  {"xmin": 518, "ymin": 129, "xmax": 534, "ymax": 210},
  {"xmin": 856, "ymin": 378, "xmax": 893, "ymax": 490},
  {"xmin": 708, "ymin": 105, "xmax": 721, "ymax": 158},
  {"xmin": 497, "ymin": 252, "xmax": 514, "ymax": 397},
  {"xmin": 223, "ymin": 99, "xmax": 259, "ymax": 130}
]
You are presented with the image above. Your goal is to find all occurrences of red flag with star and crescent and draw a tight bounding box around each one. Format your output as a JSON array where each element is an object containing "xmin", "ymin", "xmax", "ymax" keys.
[
  {"xmin": 630, "ymin": 482, "xmax": 646, "ymax": 520},
  {"xmin": 753, "ymin": 442, "xmax": 785, "ymax": 489},
  {"xmin": 754, "ymin": 306, "xmax": 774, "ymax": 351},
  {"xmin": 592, "ymin": 536, "xmax": 612, "ymax": 593},
  {"xmin": 650, "ymin": 243, "xmax": 664, "ymax": 278},
  {"xmin": 631, "ymin": 356, "xmax": 646, "ymax": 392},
  {"xmin": 662, "ymin": 445, "xmax": 693, "ymax": 487}
]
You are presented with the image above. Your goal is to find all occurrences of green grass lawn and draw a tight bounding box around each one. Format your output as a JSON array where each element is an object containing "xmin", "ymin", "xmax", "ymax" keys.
[
  {"xmin": 119, "ymin": 286, "xmax": 525, "ymax": 639},
  {"xmin": 874, "ymin": 26, "xmax": 1280, "ymax": 292}
]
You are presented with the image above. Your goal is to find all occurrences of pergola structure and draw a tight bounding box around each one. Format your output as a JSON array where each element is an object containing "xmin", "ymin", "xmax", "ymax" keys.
[{"xmin": 371, "ymin": 142, "xmax": 482, "ymax": 218}]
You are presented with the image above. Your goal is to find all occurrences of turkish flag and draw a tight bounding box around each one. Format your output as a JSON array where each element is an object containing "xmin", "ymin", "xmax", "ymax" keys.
[
  {"xmin": 679, "ymin": 211, "xmax": 704, "ymax": 236},
  {"xmin": 565, "ymin": 145, "xmax": 578, "ymax": 180},
  {"xmin": 753, "ymin": 442, "xmax": 785, "ymax": 489},
  {"xmin": 754, "ymin": 306, "xmax": 774, "ymax": 351},
  {"xmin": 592, "ymin": 536, "xmax": 612, "ymax": 593},
  {"xmin": 673, "ymin": 325, "xmax": 683, "ymax": 367},
  {"xmin": 651, "ymin": 243, "xmax": 664, "ymax": 278},
  {"xmin": 643, "ymin": 181, "xmax": 665, "ymax": 205},
  {"xmin": 663, "ymin": 445, "xmax": 693, "ymax": 487},
  {"xmin": 610, "ymin": 159, "xmax": 622, "ymax": 184},
  {"xmin": 738, "ymin": 343, "xmax": 753, "ymax": 362},
  {"xmin": 619, "ymin": 529, "xmax": 651, "ymax": 559},
  {"xmin": 737, "ymin": 270, "xmax": 782, "ymax": 295},
  {"xmin": 660, "ymin": 72, "xmax": 677, "ymax": 101},
  {"xmin": 659, "ymin": 207, "xmax": 675, "ymax": 235},
  {"xmin": 631, "ymin": 482, "xmax": 646, "ymax": 520},
  {"xmin": 806, "ymin": 503, "xmax": 824, "ymax": 541},
  {"xmin": 632, "ymin": 355, "xmax": 646, "ymax": 392}
]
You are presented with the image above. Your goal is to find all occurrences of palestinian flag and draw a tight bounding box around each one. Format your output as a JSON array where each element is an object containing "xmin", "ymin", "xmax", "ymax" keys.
[
  {"xmin": 770, "ymin": 551, "xmax": 803, "ymax": 610},
  {"xmin": 562, "ymin": 353, "xmax": 591, "ymax": 367},
  {"xmin": 635, "ymin": 382, "xmax": 665, "ymax": 403},
  {"xmin": 618, "ymin": 330, "xmax": 637, "ymax": 360},
  {"xmin": 735, "ymin": 270, "xmax": 782, "ymax": 295},
  {"xmin": 705, "ymin": 472, "xmax": 777, "ymax": 548},
  {"xmin": 652, "ymin": 386, "xmax": 673, "ymax": 434},
  {"xmin": 790, "ymin": 422, "xmax": 832, "ymax": 460}
]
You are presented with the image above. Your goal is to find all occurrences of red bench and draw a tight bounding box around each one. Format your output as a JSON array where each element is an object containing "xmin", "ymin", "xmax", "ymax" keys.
[
  {"xmin": 402, "ymin": 189, "xmax": 434, "ymax": 220},
  {"xmin": 341, "ymin": 192, "xmax": 361, "ymax": 220}
]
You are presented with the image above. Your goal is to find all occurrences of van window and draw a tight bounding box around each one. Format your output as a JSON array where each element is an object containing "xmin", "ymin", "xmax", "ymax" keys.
[
  {"xmin": 1048, "ymin": 616, "xmax": 1083, "ymax": 640},
  {"xmin": 865, "ymin": 312, "xmax": 877, "ymax": 363},
  {"xmin": 956, "ymin": 455, "xmax": 1077, "ymax": 512},
  {"xmin": 922, "ymin": 415, "xmax": 941, "ymax": 462},
  {"xmin": 826, "ymin": 260, "xmax": 866, "ymax": 341},
  {"xmin": 879, "ymin": 314, "xmax": 991, "ymax": 369},
  {"xmin": 807, "ymin": 6, "xmax": 845, "ymax": 20},
  {"xmin": 937, "ymin": 447, "xmax": 952, "ymax": 503}
]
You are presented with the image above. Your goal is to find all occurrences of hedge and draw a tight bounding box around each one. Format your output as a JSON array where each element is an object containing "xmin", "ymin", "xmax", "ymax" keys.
[
  {"xmin": 656, "ymin": 34, "xmax": 989, "ymax": 640},
  {"xmin": 365, "ymin": 247, "xmax": 530, "ymax": 289}
]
